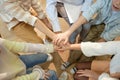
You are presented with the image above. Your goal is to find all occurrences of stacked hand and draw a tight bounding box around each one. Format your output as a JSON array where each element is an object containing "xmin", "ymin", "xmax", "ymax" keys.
[{"xmin": 52, "ymin": 31, "xmax": 71, "ymax": 52}]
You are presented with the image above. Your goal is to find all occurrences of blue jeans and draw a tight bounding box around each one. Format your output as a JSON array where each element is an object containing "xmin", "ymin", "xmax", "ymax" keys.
[
  {"xmin": 19, "ymin": 53, "xmax": 58, "ymax": 80},
  {"xmin": 69, "ymin": 26, "xmax": 82, "ymax": 43},
  {"xmin": 19, "ymin": 53, "xmax": 48, "ymax": 68},
  {"xmin": 40, "ymin": 70, "xmax": 58, "ymax": 80}
]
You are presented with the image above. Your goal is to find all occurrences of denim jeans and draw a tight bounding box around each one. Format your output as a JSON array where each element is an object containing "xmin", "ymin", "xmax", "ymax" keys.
[
  {"xmin": 19, "ymin": 53, "xmax": 58, "ymax": 80},
  {"xmin": 69, "ymin": 26, "xmax": 82, "ymax": 43},
  {"xmin": 19, "ymin": 52, "xmax": 48, "ymax": 68},
  {"xmin": 40, "ymin": 70, "xmax": 58, "ymax": 80}
]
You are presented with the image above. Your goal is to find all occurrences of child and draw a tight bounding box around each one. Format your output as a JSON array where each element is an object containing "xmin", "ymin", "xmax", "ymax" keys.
[
  {"xmin": 0, "ymin": 0, "xmax": 55, "ymax": 42},
  {"xmin": 0, "ymin": 38, "xmax": 58, "ymax": 80}
]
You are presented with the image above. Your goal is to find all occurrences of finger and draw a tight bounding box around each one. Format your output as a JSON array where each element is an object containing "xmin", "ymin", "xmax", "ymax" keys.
[
  {"xmin": 56, "ymin": 38, "xmax": 63, "ymax": 46},
  {"xmin": 63, "ymin": 38, "xmax": 68, "ymax": 45},
  {"xmin": 76, "ymin": 70, "xmax": 85, "ymax": 74},
  {"xmin": 78, "ymin": 74, "xmax": 88, "ymax": 77}
]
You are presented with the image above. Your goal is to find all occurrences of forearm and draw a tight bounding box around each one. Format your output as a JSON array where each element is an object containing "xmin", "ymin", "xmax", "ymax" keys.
[
  {"xmin": 34, "ymin": 19, "xmax": 56, "ymax": 40},
  {"xmin": 69, "ymin": 44, "xmax": 81, "ymax": 50},
  {"xmin": 110, "ymin": 73, "xmax": 120, "ymax": 79},
  {"xmin": 66, "ymin": 15, "xmax": 87, "ymax": 36}
]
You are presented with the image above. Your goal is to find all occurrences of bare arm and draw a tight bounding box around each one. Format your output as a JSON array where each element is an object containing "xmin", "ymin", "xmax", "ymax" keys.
[
  {"xmin": 64, "ymin": 15, "xmax": 87, "ymax": 37},
  {"xmin": 34, "ymin": 19, "xmax": 56, "ymax": 40},
  {"xmin": 110, "ymin": 72, "xmax": 120, "ymax": 79}
]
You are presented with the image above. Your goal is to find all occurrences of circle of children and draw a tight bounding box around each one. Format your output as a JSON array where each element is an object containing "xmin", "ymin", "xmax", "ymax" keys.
[{"xmin": 0, "ymin": 0, "xmax": 120, "ymax": 80}]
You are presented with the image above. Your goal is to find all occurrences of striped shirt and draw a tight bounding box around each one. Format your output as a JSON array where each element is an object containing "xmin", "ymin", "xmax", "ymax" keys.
[{"xmin": 0, "ymin": 0, "xmax": 46, "ymax": 30}]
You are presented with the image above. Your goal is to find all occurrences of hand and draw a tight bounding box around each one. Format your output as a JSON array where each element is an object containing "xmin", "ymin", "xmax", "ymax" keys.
[
  {"xmin": 76, "ymin": 70, "xmax": 99, "ymax": 80},
  {"xmin": 53, "ymin": 32, "xmax": 69, "ymax": 46},
  {"xmin": 55, "ymin": 42, "xmax": 70, "ymax": 51},
  {"xmin": 44, "ymin": 72, "xmax": 50, "ymax": 80}
]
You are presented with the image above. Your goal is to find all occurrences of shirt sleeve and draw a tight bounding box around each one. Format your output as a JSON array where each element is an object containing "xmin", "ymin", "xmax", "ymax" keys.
[
  {"xmin": 31, "ymin": 0, "xmax": 46, "ymax": 19},
  {"xmin": 100, "ymin": 24, "xmax": 120, "ymax": 41},
  {"xmin": 2, "ymin": 2, "xmax": 37, "ymax": 26},
  {"xmin": 80, "ymin": 41, "xmax": 120, "ymax": 57},
  {"xmin": 81, "ymin": 0, "xmax": 93, "ymax": 12},
  {"xmin": 2, "ymin": 38, "xmax": 54, "ymax": 54},
  {"xmin": 46, "ymin": 0, "xmax": 61, "ymax": 32},
  {"xmin": 82, "ymin": 0, "xmax": 105, "ymax": 21}
]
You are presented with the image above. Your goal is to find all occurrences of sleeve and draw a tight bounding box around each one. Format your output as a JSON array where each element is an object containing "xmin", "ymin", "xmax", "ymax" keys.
[
  {"xmin": 100, "ymin": 24, "xmax": 120, "ymax": 41},
  {"xmin": 80, "ymin": 41, "xmax": 120, "ymax": 57},
  {"xmin": 98, "ymin": 73, "xmax": 119, "ymax": 80},
  {"xmin": 2, "ymin": 38, "xmax": 54, "ymax": 54},
  {"xmin": 46, "ymin": 0, "xmax": 61, "ymax": 32},
  {"xmin": 82, "ymin": 0, "xmax": 105, "ymax": 21},
  {"xmin": 3, "ymin": 2, "xmax": 37, "ymax": 26},
  {"xmin": 12, "ymin": 71, "xmax": 39, "ymax": 80},
  {"xmin": 81, "ymin": 0, "xmax": 93, "ymax": 12},
  {"xmin": 31, "ymin": 0, "xmax": 46, "ymax": 19}
]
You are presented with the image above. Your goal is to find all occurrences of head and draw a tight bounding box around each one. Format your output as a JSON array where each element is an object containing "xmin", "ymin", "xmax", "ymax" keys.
[{"xmin": 112, "ymin": 0, "xmax": 120, "ymax": 11}]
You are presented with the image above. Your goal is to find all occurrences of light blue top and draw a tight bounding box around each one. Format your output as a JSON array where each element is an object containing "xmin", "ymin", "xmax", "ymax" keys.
[
  {"xmin": 46, "ymin": 0, "xmax": 93, "ymax": 32},
  {"xmin": 82, "ymin": 0, "xmax": 120, "ymax": 41}
]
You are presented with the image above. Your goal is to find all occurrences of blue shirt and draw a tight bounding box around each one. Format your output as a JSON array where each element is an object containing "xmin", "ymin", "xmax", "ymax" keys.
[
  {"xmin": 46, "ymin": 0, "xmax": 93, "ymax": 32},
  {"xmin": 82, "ymin": 0, "xmax": 120, "ymax": 41}
]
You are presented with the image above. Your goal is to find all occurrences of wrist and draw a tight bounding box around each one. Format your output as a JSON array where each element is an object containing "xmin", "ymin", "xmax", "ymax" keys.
[{"xmin": 64, "ymin": 31, "xmax": 71, "ymax": 37}]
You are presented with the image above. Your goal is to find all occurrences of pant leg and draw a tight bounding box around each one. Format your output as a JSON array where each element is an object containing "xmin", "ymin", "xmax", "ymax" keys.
[
  {"xmin": 56, "ymin": 2, "xmax": 70, "ymax": 24},
  {"xmin": 19, "ymin": 53, "xmax": 48, "ymax": 69},
  {"xmin": 47, "ymin": 70, "xmax": 58, "ymax": 80},
  {"xmin": 83, "ymin": 24, "xmax": 105, "ymax": 42}
]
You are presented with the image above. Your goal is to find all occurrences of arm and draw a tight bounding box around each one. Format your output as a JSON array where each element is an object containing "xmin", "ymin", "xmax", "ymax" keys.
[
  {"xmin": 46, "ymin": 0, "xmax": 61, "ymax": 32},
  {"xmin": 2, "ymin": 38, "xmax": 54, "ymax": 54},
  {"xmin": 59, "ymin": 41, "xmax": 120, "ymax": 56},
  {"xmin": 111, "ymin": 73, "xmax": 120, "ymax": 79},
  {"xmin": 31, "ymin": 0, "xmax": 52, "ymax": 30},
  {"xmin": 67, "ymin": 0, "xmax": 105, "ymax": 36},
  {"xmin": 2, "ymin": 2, "xmax": 56, "ymax": 39}
]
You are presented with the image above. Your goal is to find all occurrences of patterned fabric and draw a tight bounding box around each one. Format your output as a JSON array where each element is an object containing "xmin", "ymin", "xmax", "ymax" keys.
[{"xmin": 0, "ymin": 0, "xmax": 46, "ymax": 30}]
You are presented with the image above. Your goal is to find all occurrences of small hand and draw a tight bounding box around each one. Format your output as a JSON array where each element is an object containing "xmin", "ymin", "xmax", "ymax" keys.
[
  {"xmin": 56, "ymin": 42, "xmax": 70, "ymax": 51},
  {"xmin": 53, "ymin": 32, "xmax": 69, "ymax": 46},
  {"xmin": 76, "ymin": 69, "xmax": 99, "ymax": 80}
]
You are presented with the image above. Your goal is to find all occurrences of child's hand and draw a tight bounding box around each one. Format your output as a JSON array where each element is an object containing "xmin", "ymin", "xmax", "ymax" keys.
[
  {"xmin": 53, "ymin": 32, "xmax": 70, "ymax": 46},
  {"xmin": 55, "ymin": 42, "xmax": 71, "ymax": 51}
]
